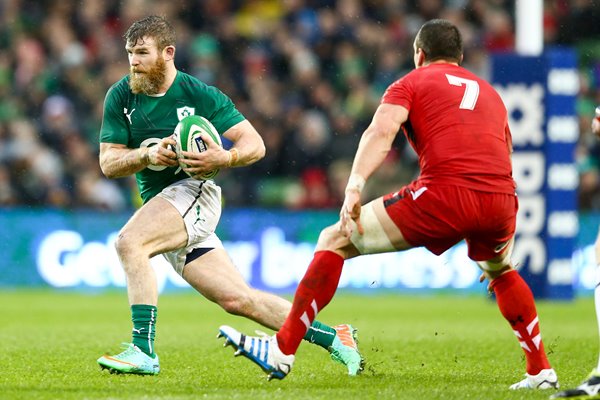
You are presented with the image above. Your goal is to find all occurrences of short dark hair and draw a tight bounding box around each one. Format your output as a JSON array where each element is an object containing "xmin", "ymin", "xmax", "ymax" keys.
[
  {"xmin": 124, "ymin": 15, "xmax": 176, "ymax": 50},
  {"xmin": 415, "ymin": 19, "xmax": 462, "ymax": 63}
]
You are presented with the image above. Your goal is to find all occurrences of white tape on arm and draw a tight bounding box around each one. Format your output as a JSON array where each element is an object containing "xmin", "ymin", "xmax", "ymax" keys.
[{"xmin": 345, "ymin": 173, "xmax": 366, "ymax": 193}]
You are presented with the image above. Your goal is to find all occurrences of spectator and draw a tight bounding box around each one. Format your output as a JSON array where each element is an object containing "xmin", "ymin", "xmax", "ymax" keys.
[{"xmin": 0, "ymin": 0, "xmax": 597, "ymax": 211}]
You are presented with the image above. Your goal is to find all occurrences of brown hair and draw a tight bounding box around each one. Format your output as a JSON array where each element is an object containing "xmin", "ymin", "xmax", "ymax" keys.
[
  {"xmin": 124, "ymin": 15, "xmax": 176, "ymax": 50},
  {"xmin": 415, "ymin": 19, "xmax": 462, "ymax": 63}
]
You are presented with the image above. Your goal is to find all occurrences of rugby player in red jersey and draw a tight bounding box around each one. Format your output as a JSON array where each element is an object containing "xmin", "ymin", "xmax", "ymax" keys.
[{"xmin": 219, "ymin": 19, "xmax": 558, "ymax": 391}]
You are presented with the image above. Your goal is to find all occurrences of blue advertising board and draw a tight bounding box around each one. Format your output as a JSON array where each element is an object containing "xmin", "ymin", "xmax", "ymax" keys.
[
  {"xmin": 492, "ymin": 48, "xmax": 579, "ymax": 299},
  {"xmin": 0, "ymin": 208, "xmax": 482, "ymax": 294},
  {"xmin": 0, "ymin": 207, "xmax": 597, "ymax": 297}
]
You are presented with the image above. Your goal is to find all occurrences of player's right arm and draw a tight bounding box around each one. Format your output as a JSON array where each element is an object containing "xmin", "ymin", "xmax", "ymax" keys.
[
  {"xmin": 99, "ymin": 140, "xmax": 177, "ymax": 178},
  {"xmin": 349, "ymin": 103, "xmax": 408, "ymax": 184},
  {"xmin": 100, "ymin": 143, "xmax": 149, "ymax": 178},
  {"xmin": 98, "ymin": 82, "xmax": 177, "ymax": 178},
  {"xmin": 340, "ymin": 103, "xmax": 408, "ymax": 237}
]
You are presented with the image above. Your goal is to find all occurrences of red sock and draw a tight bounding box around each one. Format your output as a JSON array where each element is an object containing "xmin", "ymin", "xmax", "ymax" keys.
[
  {"xmin": 490, "ymin": 270, "xmax": 551, "ymax": 375},
  {"xmin": 276, "ymin": 250, "xmax": 344, "ymax": 355}
]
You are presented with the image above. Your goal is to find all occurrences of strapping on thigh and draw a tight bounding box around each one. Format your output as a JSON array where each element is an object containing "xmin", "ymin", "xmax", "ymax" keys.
[{"xmin": 350, "ymin": 202, "xmax": 396, "ymax": 255}]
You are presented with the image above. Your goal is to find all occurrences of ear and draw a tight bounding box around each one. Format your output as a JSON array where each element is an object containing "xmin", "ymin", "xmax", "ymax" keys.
[
  {"xmin": 163, "ymin": 45, "xmax": 175, "ymax": 61},
  {"xmin": 416, "ymin": 48, "xmax": 426, "ymax": 67}
]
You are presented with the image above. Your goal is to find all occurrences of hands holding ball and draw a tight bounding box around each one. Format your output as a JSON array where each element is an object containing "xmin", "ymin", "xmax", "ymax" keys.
[
  {"xmin": 172, "ymin": 115, "xmax": 225, "ymax": 180},
  {"xmin": 140, "ymin": 114, "xmax": 233, "ymax": 180}
]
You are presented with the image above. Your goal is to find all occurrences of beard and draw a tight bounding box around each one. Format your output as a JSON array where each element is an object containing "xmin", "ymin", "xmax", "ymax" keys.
[{"xmin": 129, "ymin": 57, "xmax": 167, "ymax": 95}]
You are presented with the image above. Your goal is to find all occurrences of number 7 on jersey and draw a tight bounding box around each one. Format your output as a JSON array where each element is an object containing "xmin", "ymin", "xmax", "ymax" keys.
[{"xmin": 445, "ymin": 74, "xmax": 480, "ymax": 110}]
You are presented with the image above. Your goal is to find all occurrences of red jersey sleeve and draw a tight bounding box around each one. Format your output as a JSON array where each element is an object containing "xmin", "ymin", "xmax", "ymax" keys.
[{"xmin": 381, "ymin": 75, "xmax": 414, "ymax": 111}]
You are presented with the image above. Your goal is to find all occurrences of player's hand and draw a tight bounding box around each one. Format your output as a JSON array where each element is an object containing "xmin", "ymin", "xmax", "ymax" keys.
[
  {"xmin": 478, "ymin": 272, "xmax": 494, "ymax": 294},
  {"xmin": 179, "ymin": 133, "xmax": 228, "ymax": 175},
  {"xmin": 592, "ymin": 118, "xmax": 600, "ymax": 137},
  {"xmin": 147, "ymin": 137, "xmax": 178, "ymax": 166},
  {"xmin": 339, "ymin": 189, "xmax": 364, "ymax": 238}
]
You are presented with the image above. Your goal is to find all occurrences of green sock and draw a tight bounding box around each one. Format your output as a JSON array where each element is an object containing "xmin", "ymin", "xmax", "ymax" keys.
[
  {"xmin": 131, "ymin": 304, "xmax": 157, "ymax": 357},
  {"xmin": 303, "ymin": 320, "xmax": 336, "ymax": 349}
]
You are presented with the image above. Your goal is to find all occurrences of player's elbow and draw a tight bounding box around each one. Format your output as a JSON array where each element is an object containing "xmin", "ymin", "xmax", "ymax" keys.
[
  {"xmin": 99, "ymin": 159, "xmax": 117, "ymax": 179},
  {"xmin": 100, "ymin": 167, "xmax": 117, "ymax": 179},
  {"xmin": 364, "ymin": 123, "xmax": 397, "ymax": 150},
  {"xmin": 378, "ymin": 124, "xmax": 398, "ymax": 141},
  {"xmin": 246, "ymin": 139, "xmax": 265, "ymax": 164},
  {"xmin": 98, "ymin": 146, "xmax": 119, "ymax": 178},
  {"xmin": 255, "ymin": 141, "xmax": 266, "ymax": 161}
]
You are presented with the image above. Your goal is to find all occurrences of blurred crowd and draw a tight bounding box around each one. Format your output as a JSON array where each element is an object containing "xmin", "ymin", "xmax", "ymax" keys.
[{"xmin": 0, "ymin": 0, "xmax": 598, "ymax": 211}]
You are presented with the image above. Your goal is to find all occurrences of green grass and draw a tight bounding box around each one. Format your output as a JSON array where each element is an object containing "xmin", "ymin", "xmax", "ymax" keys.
[{"xmin": 0, "ymin": 290, "xmax": 596, "ymax": 399}]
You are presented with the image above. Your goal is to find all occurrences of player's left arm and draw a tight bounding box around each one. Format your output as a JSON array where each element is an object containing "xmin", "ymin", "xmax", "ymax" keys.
[
  {"xmin": 221, "ymin": 120, "xmax": 266, "ymax": 168},
  {"xmin": 181, "ymin": 120, "xmax": 265, "ymax": 172}
]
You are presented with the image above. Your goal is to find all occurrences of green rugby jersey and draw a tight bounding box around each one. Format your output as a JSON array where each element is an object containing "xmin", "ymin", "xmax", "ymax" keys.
[{"xmin": 100, "ymin": 71, "xmax": 245, "ymax": 203}]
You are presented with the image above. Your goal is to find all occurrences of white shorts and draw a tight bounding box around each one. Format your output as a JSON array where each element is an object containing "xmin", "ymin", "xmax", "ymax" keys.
[{"xmin": 156, "ymin": 178, "xmax": 224, "ymax": 275}]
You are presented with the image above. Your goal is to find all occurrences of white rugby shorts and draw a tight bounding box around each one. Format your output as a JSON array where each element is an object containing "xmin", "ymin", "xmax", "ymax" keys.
[{"xmin": 156, "ymin": 178, "xmax": 224, "ymax": 275}]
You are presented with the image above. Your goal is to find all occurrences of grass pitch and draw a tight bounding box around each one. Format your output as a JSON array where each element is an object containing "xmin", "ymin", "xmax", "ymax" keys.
[{"xmin": 0, "ymin": 289, "xmax": 596, "ymax": 400}]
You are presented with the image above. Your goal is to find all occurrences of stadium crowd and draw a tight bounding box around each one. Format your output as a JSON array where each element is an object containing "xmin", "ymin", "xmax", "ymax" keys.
[{"xmin": 0, "ymin": 0, "xmax": 598, "ymax": 210}]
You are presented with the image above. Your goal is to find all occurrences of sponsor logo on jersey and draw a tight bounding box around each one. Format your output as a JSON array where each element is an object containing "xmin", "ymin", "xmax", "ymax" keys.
[
  {"xmin": 410, "ymin": 186, "xmax": 428, "ymax": 200},
  {"xmin": 494, "ymin": 241, "xmax": 510, "ymax": 253},
  {"xmin": 124, "ymin": 108, "xmax": 136, "ymax": 124}
]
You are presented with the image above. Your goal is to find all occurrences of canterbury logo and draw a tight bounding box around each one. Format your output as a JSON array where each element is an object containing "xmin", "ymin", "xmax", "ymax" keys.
[
  {"xmin": 494, "ymin": 241, "xmax": 510, "ymax": 253},
  {"xmin": 411, "ymin": 187, "xmax": 427, "ymax": 200}
]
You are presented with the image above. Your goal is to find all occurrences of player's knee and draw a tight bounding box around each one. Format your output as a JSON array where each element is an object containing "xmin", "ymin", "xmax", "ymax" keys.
[
  {"xmin": 315, "ymin": 224, "xmax": 347, "ymax": 252},
  {"xmin": 114, "ymin": 230, "xmax": 143, "ymax": 261},
  {"xmin": 484, "ymin": 265, "xmax": 513, "ymax": 281},
  {"xmin": 218, "ymin": 293, "xmax": 253, "ymax": 316}
]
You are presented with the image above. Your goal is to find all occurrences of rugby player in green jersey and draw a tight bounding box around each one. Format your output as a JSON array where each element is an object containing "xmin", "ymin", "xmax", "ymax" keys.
[{"xmin": 96, "ymin": 15, "xmax": 363, "ymax": 376}]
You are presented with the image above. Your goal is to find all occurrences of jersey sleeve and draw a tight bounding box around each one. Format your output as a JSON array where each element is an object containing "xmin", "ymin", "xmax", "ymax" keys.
[
  {"xmin": 99, "ymin": 83, "xmax": 129, "ymax": 145},
  {"xmin": 381, "ymin": 74, "xmax": 414, "ymax": 111},
  {"xmin": 200, "ymin": 85, "xmax": 245, "ymax": 134}
]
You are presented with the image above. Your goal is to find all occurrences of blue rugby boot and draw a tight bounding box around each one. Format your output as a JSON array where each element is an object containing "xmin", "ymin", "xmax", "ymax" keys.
[{"xmin": 218, "ymin": 325, "xmax": 294, "ymax": 380}]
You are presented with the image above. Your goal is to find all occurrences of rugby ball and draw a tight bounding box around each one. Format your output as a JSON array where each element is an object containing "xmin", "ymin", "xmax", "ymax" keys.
[{"xmin": 173, "ymin": 115, "xmax": 222, "ymax": 180}]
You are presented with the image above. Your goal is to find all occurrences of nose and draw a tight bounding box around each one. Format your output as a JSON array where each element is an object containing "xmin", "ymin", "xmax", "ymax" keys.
[{"xmin": 129, "ymin": 54, "xmax": 140, "ymax": 66}]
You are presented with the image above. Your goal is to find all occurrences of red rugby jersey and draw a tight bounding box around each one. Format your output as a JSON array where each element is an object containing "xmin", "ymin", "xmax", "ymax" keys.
[{"xmin": 382, "ymin": 63, "xmax": 516, "ymax": 194}]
